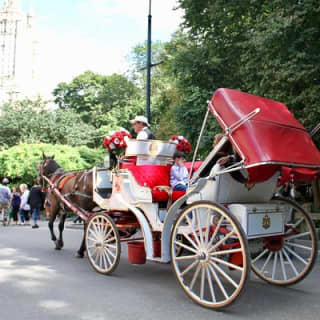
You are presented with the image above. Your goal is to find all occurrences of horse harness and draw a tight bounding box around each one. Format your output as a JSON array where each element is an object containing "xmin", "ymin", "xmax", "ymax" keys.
[
  {"xmin": 45, "ymin": 169, "xmax": 93, "ymax": 212},
  {"xmin": 60, "ymin": 170, "xmax": 93, "ymax": 200},
  {"xmin": 50, "ymin": 170, "xmax": 92, "ymax": 199}
]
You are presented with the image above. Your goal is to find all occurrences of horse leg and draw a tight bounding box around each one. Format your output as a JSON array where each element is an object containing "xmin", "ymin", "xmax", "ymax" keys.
[
  {"xmin": 48, "ymin": 213, "xmax": 57, "ymax": 242},
  {"xmin": 56, "ymin": 212, "xmax": 66, "ymax": 250},
  {"xmin": 46, "ymin": 197, "xmax": 61, "ymax": 249},
  {"xmin": 76, "ymin": 221, "xmax": 87, "ymax": 258}
]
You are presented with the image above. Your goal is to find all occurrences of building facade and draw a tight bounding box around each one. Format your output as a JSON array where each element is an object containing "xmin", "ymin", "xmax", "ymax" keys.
[{"xmin": 0, "ymin": 0, "xmax": 38, "ymax": 104}]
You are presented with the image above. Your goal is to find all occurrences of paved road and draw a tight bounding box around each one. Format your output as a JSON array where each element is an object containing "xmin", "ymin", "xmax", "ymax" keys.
[{"xmin": 0, "ymin": 221, "xmax": 319, "ymax": 320}]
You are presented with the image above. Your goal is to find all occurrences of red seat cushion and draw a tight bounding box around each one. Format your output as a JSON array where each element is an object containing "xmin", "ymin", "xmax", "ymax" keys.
[
  {"xmin": 152, "ymin": 188, "xmax": 186, "ymax": 202},
  {"xmin": 121, "ymin": 164, "xmax": 186, "ymax": 202},
  {"xmin": 121, "ymin": 164, "xmax": 171, "ymax": 188}
]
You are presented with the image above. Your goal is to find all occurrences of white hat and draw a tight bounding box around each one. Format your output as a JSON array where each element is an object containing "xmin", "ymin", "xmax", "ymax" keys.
[{"xmin": 130, "ymin": 115, "xmax": 150, "ymax": 127}]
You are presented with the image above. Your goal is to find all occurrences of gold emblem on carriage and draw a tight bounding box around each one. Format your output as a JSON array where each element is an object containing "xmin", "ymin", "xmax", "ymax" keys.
[
  {"xmin": 149, "ymin": 141, "xmax": 159, "ymax": 158},
  {"xmin": 262, "ymin": 214, "xmax": 271, "ymax": 229}
]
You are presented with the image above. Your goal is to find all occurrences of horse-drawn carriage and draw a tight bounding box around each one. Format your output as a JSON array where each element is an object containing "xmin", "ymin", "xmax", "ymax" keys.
[{"xmin": 40, "ymin": 88, "xmax": 319, "ymax": 309}]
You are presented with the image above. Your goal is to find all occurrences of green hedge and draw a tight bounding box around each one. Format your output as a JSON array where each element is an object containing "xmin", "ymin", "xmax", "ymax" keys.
[{"xmin": 0, "ymin": 143, "xmax": 106, "ymax": 186}]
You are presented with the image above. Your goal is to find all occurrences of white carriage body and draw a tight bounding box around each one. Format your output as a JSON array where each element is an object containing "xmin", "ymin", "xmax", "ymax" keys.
[
  {"xmin": 187, "ymin": 163, "xmax": 288, "ymax": 240},
  {"xmin": 92, "ymin": 138, "xmax": 290, "ymax": 262},
  {"xmin": 125, "ymin": 139, "xmax": 176, "ymax": 165}
]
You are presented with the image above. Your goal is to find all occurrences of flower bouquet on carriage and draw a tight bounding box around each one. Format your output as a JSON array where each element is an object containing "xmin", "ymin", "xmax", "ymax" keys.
[
  {"xmin": 104, "ymin": 128, "xmax": 132, "ymax": 167},
  {"xmin": 169, "ymin": 135, "xmax": 192, "ymax": 155}
]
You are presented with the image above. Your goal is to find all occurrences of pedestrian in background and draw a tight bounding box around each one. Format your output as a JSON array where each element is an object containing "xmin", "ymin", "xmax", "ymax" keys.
[
  {"xmin": 0, "ymin": 178, "xmax": 11, "ymax": 226},
  {"xmin": 28, "ymin": 180, "xmax": 44, "ymax": 229},
  {"xmin": 19, "ymin": 184, "xmax": 30, "ymax": 225},
  {"xmin": 9, "ymin": 187, "xmax": 21, "ymax": 225}
]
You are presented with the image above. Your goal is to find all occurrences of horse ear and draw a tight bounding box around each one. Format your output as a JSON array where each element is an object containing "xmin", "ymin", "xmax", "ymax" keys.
[
  {"xmin": 42, "ymin": 152, "xmax": 46, "ymax": 159},
  {"xmin": 52, "ymin": 155, "xmax": 55, "ymax": 160}
]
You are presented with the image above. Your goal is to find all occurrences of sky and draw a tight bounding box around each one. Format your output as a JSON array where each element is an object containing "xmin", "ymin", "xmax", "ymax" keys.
[{"xmin": 17, "ymin": 0, "xmax": 183, "ymax": 97}]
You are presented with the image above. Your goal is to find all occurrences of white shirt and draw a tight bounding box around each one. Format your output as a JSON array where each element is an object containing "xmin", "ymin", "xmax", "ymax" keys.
[
  {"xmin": 20, "ymin": 190, "xmax": 30, "ymax": 211},
  {"xmin": 136, "ymin": 128, "xmax": 149, "ymax": 140},
  {"xmin": 170, "ymin": 164, "xmax": 189, "ymax": 188}
]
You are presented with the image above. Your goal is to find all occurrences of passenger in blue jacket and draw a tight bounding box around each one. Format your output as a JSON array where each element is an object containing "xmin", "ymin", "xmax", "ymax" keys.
[{"xmin": 170, "ymin": 151, "xmax": 189, "ymax": 192}]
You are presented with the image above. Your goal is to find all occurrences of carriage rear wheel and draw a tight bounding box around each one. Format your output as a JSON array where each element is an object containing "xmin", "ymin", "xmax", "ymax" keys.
[
  {"xmin": 251, "ymin": 196, "xmax": 318, "ymax": 286},
  {"xmin": 86, "ymin": 213, "xmax": 121, "ymax": 275},
  {"xmin": 171, "ymin": 201, "xmax": 250, "ymax": 309}
]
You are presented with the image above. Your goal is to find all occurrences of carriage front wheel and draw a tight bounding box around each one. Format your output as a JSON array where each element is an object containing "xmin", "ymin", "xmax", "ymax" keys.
[
  {"xmin": 85, "ymin": 213, "xmax": 121, "ymax": 275},
  {"xmin": 251, "ymin": 196, "xmax": 318, "ymax": 286},
  {"xmin": 170, "ymin": 201, "xmax": 250, "ymax": 309}
]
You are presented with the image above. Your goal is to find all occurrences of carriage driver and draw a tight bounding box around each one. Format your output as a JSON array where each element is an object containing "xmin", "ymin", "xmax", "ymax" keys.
[{"xmin": 131, "ymin": 115, "xmax": 156, "ymax": 140}]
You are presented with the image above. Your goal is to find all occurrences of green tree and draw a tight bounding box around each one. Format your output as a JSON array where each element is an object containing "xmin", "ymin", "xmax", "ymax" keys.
[
  {"xmin": 127, "ymin": 41, "xmax": 166, "ymax": 84},
  {"xmin": 238, "ymin": 0, "xmax": 320, "ymax": 131},
  {"xmin": 98, "ymin": 97, "xmax": 145, "ymax": 137},
  {"xmin": 52, "ymin": 71, "xmax": 140, "ymax": 128},
  {"xmin": 0, "ymin": 143, "xmax": 105, "ymax": 186},
  {"xmin": 0, "ymin": 98, "xmax": 100, "ymax": 148},
  {"xmin": 127, "ymin": 41, "xmax": 182, "ymax": 138},
  {"xmin": 161, "ymin": 0, "xmax": 320, "ymax": 154}
]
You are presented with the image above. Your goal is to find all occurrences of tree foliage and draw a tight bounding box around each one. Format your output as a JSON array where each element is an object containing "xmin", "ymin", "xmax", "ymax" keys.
[
  {"xmin": 52, "ymin": 71, "xmax": 140, "ymax": 128},
  {"xmin": 0, "ymin": 143, "xmax": 105, "ymax": 186},
  {"xmin": 0, "ymin": 98, "xmax": 100, "ymax": 148},
  {"xmin": 158, "ymin": 0, "xmax": 320, "ymax": 154},
  {"xmin": 127, "ymin": 41, "xmax": 181, "ymax": 138},
  {"xmin": 3, "ymin": 1, "xmax": 317, "ymax": 165}
]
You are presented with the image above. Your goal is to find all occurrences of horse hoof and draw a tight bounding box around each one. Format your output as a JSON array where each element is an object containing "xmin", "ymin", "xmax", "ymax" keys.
[
  {"xmin": 56, "ymin": 240, "xmax": 64, "ymax": 249},
  {"xmin": 55, "ymin": 240, "xmax": 63, "ymax": 250},
  {"xmin": 76, "ymin": 251, "xmax": 84, "ymax": 258}
]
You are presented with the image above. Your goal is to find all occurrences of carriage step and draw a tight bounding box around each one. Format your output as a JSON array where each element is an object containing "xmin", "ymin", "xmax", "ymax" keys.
[{"xmin": 147, "ymin": 257, "xmax": 170, "ymax": 264}]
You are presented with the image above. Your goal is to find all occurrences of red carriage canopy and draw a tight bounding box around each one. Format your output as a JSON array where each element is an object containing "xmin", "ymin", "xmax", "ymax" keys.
[{"xmin": 209, "ymin": 88, "xmax": 320, "ymax": 183}]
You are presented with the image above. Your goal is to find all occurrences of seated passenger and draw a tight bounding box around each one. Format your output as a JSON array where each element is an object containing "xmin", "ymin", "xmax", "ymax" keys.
[
  {"xmin": 198, "ymin": 133, "xmax": 234, "ymax": 178},
  {"xmin": 130, "ymin": 115, "xmax": 156, "ymax": 140},
  {"xmin": 170, "ymin": 151, "xmax": 189, "ymax": 192},
  {"xmin": 213, "ymin": 134, "xmax": 248, "ymax": 183},
  {"xmin": 213, "ymin": 133, "xmax": 241, "ymax": 166}
]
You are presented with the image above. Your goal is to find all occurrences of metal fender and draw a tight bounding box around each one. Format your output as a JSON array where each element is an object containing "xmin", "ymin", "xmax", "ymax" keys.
[
  {"xmin": 113, "ymin": 193, "xmax": 154, "ymax": 259},
  {"xmin": 161, "ymin": 178, "xmax": 208, "ymax": 262}
]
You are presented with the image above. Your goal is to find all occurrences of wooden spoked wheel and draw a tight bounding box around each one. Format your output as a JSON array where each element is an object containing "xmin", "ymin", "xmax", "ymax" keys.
[
  {"xmin": 251, "ymin": 196, "xmax": 318, "ymax": 286},
  {"xmin": 171, "ymin": 201, "xmax": 250, "ymax": 309},
  {"xmin": 86, "ymin": 213, "xmax": 121, "ymax": 275}
]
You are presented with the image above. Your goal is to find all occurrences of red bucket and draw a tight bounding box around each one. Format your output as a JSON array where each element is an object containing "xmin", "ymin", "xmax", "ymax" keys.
[
  {"xmin": 128, "ymin": 241, "xmax": 146, "ymax": 264},
  {"xmin": 153, "ymin": 240, "xmax": 161, "ymax": 258}
]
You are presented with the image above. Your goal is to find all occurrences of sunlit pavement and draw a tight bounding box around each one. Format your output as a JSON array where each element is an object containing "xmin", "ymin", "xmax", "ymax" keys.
[{"xmin": 0, "ymin": 221, "xmax": 319, "ymax": 320}]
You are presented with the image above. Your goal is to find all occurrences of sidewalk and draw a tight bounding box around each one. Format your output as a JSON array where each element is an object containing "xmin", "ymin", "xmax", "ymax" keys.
[{"xmin": 0, "ymin": 216, "xmax": 83, "ymax": 229}]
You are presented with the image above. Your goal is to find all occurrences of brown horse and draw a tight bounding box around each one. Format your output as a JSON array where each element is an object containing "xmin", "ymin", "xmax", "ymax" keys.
[{"xmin": 39, "ymin": 154, "xmax": 95, "ymax": 257}]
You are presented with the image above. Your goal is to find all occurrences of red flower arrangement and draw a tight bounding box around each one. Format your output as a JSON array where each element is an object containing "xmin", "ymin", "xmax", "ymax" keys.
[
  {"xmin": 169, "ymin": 135, "xmax": 192, "ymax": 154},
  {"xmin": 104, "ymin": 128, "xmax": 132, "ymax": 156}
]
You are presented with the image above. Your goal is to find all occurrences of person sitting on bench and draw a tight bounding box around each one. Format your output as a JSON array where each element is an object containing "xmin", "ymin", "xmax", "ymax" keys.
[
  {"xmin": 170, "ymin": 151, "xmax": 189, "ymax": 192},
  {"xmin": 214, "ymin": 134, "xmax": 248, "ymax": 183}
]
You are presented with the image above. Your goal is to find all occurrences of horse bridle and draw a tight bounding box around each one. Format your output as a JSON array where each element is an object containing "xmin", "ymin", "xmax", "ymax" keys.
[{"xmin": 40, "ymin": 158, "xmax": 62, "ymax": 178}]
